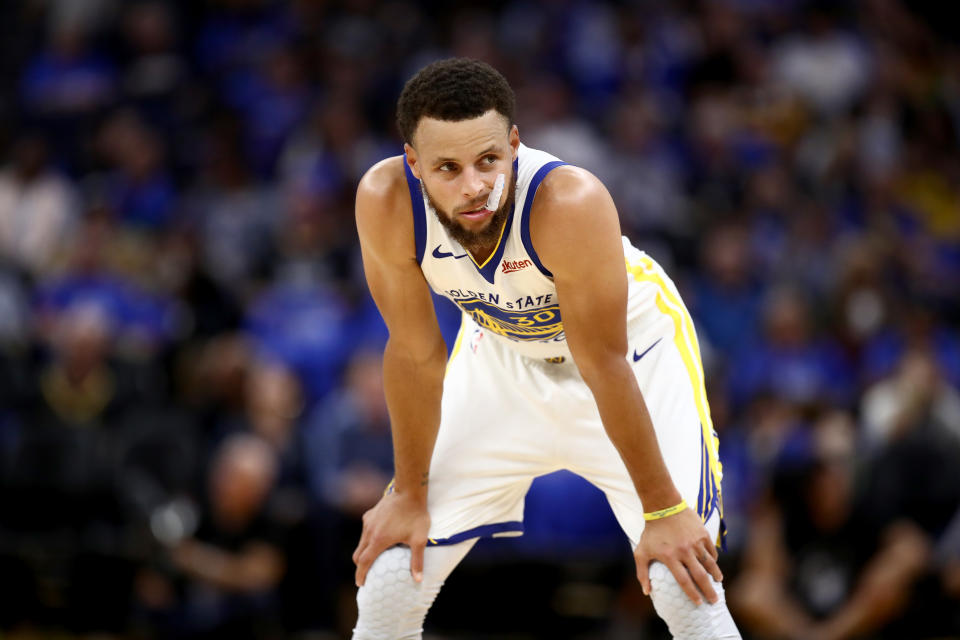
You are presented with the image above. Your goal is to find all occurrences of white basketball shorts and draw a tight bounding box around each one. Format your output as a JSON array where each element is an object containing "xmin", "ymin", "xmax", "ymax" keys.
[{"xmin": 422, "ymin": 283, "xmax": 724, "ymax": 550}]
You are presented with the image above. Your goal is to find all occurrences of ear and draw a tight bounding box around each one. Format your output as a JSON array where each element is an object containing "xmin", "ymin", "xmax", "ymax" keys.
[
  {"xmin": 403, "ymin": 143, "xmax": 422, "ymax": 180},
  {"xmin": 509, "ymin": 125, "xmax": 520, "ymax": 161}
]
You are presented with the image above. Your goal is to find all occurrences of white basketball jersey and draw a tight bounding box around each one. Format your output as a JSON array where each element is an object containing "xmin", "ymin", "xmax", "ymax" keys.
[{"xmin": 404, "ymin": 143, "xmax": 671, "ymax": 360}]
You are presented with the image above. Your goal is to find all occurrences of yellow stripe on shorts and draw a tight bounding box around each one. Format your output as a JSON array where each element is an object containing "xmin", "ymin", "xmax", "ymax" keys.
[{"xmin": 625, "ymin": 256, "xmax": 723, "ymax": 522}]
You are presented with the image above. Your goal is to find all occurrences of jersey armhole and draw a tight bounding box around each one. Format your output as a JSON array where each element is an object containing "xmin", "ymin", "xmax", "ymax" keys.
[
  {"xmin": 402, "ymin": 154, "xmax": 427, "ymax": 264},
  {"xmin": 520, "ymin": 160, "xmax": 568, "ymax": 278}
]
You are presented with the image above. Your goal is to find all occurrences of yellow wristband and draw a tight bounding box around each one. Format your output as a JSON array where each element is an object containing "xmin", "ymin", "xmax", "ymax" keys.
[{"xmin": 643, "ymin": 499, "xmax": 688, "ymax": 521}]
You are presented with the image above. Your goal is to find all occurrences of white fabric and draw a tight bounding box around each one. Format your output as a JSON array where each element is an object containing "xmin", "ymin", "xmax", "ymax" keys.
[
  {"xmin": 353, "ymin": 541, "xmax": 475, "ymax": 640},
  {"xmin": 427, "ymin": 297, "xmax": 717, "ymax": 546},
  {"xmin": 353, "ymin": 516, "xmax": 739, "ymax": 639},
  {"xmin": 649, "ymin": 560, "xmax": 742, "ymax": 639},
  {"xmin": 418, "ymin": 143, "xmax": 569, "ymax": 359}
]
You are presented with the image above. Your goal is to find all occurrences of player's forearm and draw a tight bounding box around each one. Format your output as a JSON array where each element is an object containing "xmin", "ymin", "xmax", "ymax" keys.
[
  {"xmin": 580, "ymin": 357, "xmax": 682, "ymax": 511},
  {"xmin": 382, "ymin": 335, "xmax": 447, "ymax": 503}
]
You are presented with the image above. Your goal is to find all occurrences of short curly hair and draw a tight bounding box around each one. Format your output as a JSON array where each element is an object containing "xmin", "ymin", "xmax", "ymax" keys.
[{"xmin": 396, "ymin": 58, "xmax": 515, "ymax": 144}]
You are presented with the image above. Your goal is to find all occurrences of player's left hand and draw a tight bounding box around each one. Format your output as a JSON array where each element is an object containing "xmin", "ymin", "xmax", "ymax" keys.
[{"xmin": 634, "ymin": 507, "xmax": 723, "ymax": 606}]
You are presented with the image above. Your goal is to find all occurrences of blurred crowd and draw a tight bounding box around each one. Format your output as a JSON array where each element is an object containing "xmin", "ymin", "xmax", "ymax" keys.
[{"xmin": 0, "ymin": 0, "xmax": 958, "ymax": 638}]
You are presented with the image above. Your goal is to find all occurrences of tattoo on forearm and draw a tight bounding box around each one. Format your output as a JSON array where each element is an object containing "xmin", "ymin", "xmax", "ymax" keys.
[{"xmin": 420, "ymin": 472, "xmax": 429, "ymax": 487}]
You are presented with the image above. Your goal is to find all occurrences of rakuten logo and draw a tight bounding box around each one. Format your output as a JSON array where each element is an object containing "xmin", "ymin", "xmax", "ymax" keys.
[{"xmin": 501, "ymin": 259, "xmax": 533, "ymax": 274}]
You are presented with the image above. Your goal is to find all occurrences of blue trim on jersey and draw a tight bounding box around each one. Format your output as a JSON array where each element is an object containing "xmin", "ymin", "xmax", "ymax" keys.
[
  {"xmin": 520, "ymin": 160, "xmax": 568, "ymax": 278},
  {"xmin": 403, "ymin": 155, "xmax": 427, "ymax": 264},
  {"xmin": 696, "ymin": 426, "xmax": 726, "ymax": 550},
  {"xmin": 426, "ymin": 521, "xmax": 524, "ymax": 546}
]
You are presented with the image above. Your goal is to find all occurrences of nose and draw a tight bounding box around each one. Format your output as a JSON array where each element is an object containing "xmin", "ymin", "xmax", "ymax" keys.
[{"xmin": 460, "ymin": 166, "xmax": 486, "ymax": 201}]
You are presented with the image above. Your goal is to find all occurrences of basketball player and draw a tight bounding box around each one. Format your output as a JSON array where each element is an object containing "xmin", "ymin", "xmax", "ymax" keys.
[{"xmin": 351, "ymin": 58, "xmax": 740, "ymax": 639}]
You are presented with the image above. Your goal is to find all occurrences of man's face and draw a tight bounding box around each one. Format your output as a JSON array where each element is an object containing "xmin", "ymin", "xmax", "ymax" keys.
[{"xmin": 405, "ymin": 110, "xmax": 519, "ymax": 249}]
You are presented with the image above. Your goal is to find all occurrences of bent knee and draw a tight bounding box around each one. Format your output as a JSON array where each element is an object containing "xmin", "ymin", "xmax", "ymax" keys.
[
  {"xmin": 354, "ymin": 547, "xmax": 425, "ymax": 640},
  {"xmin": 649, "ymin": 561, "xmax": 741, "ymax": 640}
]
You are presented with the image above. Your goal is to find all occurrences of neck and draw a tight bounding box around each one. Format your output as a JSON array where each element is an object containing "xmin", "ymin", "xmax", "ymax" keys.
[{"xmin": 464, "ymin": 236, "xmax": 500, "ymax": 266}]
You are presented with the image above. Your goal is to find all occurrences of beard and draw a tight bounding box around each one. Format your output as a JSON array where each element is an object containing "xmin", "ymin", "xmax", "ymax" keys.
[{"xmin": 422, "ymin": 170, "xmax": 518, "ymax": 251}]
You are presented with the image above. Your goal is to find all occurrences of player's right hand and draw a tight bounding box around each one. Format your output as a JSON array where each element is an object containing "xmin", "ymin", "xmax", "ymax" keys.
[{"xmin": 352, "ymin": 490, "xmax": 431, "ymax": 587}]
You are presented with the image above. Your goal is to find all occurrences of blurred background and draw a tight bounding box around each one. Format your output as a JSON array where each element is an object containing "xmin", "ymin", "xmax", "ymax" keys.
[{"xmin": 0, "ymin": 0, "xmax": 958, "ymax": 638}]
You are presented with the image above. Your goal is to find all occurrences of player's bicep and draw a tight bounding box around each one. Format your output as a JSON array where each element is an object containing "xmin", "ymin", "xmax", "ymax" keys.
[
  {"xmin": 555, "ymin": 266, "xmax": 628, "ymax": 362},
  {"xmin": 554, "ymin": 250, "xmax": 630, "ymax": 378},
  {"xmin": 532, "ymin": 168, "xmax": 630, "ymax": 372}
]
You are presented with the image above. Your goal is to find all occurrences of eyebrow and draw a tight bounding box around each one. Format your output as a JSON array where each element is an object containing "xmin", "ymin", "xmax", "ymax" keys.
[{"xmin": 433, "ymin": 145, "xmax": 500, "ymax": 165}]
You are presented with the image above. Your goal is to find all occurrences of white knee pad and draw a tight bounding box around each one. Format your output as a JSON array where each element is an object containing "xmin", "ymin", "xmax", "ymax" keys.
[
  {"xmin": 353, "ymin": 541, "xmax": 474, "ymax": 640},
  {"xmin": 354, "ymin": 546, "xmax": 426, "ymax": 640},
  {"xmin": 649, "ymin": 561, "xmax": 742, "ymax": 640}
]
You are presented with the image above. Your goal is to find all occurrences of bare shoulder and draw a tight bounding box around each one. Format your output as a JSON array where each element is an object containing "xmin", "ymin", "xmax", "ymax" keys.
[
  {"xmin": 356, "ymin": 155, "xmax": 416, "ymax": 263},
  {"xmin": 356, "ymin": 155, "xmax": 409, "ymax": 218},
  {"xmin": 534, "ymin": 165, "xmax": 613, "ymax": 220},
  {"xmin": 530, "ymin": 164, "xmax": 621, "ymax": 268}
]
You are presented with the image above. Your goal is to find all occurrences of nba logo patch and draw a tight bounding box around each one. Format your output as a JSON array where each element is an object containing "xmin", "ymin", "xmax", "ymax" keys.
[{"xmin": 470, "ymin": 329, "xmax": 484, "ymax": 353}]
